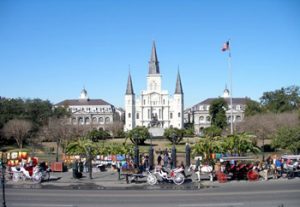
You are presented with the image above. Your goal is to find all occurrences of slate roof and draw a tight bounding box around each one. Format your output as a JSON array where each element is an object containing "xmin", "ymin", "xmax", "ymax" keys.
[
  {"xmin": 55, "ymin": 99, "xmax": 113, "ymax": 106},
  {"xmin": 148, "ymin": 41, "xmax": 160, "ymax": 74},
  {"xmin": 192, "ymin": 97, "xmax": 249, "ymax": 110},
  {"xmin": 174, "ymin": 71, "xmax": 183, "ymax": 94},
  {"xmin": 125, "ymin": 73, "xmax": 135, "ymax": 95}
]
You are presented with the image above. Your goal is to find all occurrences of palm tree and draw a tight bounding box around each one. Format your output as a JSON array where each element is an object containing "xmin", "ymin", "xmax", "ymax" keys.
[
  {"xmin": 65, "ymin": 137, "xmax": 95, "ymax": 157},
  {"xmin": 192, "ymin": 137, "xmax": 222, "ymax": 162},
  {"xmin": 222, "ymin": 133, "xmax": 260, "ymax": 156}
]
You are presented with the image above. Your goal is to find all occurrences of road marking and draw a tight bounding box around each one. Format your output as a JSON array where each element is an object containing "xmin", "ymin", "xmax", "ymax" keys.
[
  {"xmin": 10, "ymin": 204, "xmax": 76, "ymax": 207},
  {"xmin": 7, "ymin": 189, "xmax": 300, "ymax": 198},
  {"xmin": 179, "ymin": 203, "xmax": 244, "ymax": 207}
]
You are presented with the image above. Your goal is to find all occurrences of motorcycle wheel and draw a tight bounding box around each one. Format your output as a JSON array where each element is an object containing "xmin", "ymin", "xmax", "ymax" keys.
[
  {"xmin": 147, "ymin": 174, "xmax": 157, "ymax": 185},
  {"xmin": 173, "ymin": 173, "xmax": 185, "ymax": 185}
]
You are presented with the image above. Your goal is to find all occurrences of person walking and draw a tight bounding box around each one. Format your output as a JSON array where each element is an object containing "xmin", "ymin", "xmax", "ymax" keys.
[{"xmin": 157, "ymin": 152, "xmax": 162, "ymax": 166}]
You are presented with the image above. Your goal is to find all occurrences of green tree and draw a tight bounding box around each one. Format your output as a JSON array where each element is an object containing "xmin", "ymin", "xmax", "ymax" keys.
[
  {"xmin": 245, "ymin": 99, "xmax": 263, "ymax": 117},
  {"xmin": 272, "ymin": 126, "xmax": 300, "ymax": 154},
  {"xmin": 260, "ymin": 85, "xmax": 300, "ymax": 113},
  {"xmin": 96, "ymin": 142, "xmax": 133, "ymax": 156},
  {"xmin": 222, "ymin": 133, "xmax": 260, "ymax": 156},
  {"xmin": 125, "ymin": 126, "xmax": 150, "ymax": 145},
  {"xmin": 65, "ymin": 137, "xmax": 96, "ymax": 156},
  {"xmin": 192, "ymin": 137, "xmax": 222, "ymax": 162},
  {"xmin": 209, "ymin": 98, "xmax": 228, "ymax": 129},
  {"xmin": 24, "ymin": 99, "xmax": 53, "ymax": 127},
  {"xmin": 203, "ymin": 125, "xmax": 222, "ymax": 137},
  {"xmin": 52, "ymin": 106, "xmax": 71, "ymax": 118},
  {"xmin": 86, "ymin": 129, "xmax": 111, "ymax": 142},
  {"xmin": 163, "ymin": 127, "xmax": 184, "ymax": 144}
]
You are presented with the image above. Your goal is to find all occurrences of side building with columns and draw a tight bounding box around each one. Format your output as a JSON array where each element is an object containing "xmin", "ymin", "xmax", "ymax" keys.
[
  {"xmin": 55, "ymin": 88, "xmax": 121, "ymax": 130},
  {"xmin": 124, "ymin": 42, "xmax": 184, "ymax": 132},
  {"xmin": 186, "ymin": 88, "xmax": 249, "ymax": 135}
]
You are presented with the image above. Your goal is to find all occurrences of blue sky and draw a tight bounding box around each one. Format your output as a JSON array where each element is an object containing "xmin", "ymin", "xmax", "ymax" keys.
[{"xmin": 0, "ymin": 0, "xmax": 299, "ymax": 108}]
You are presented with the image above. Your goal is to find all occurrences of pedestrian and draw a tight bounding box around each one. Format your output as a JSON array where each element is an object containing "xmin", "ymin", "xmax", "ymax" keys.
[
  {"xmin": 163, "ymin": 152, "xmax": 169, "ymax": 168},
  {"xmin": 157, "ymin": 152, "xmax": 162, "ymax": 166}
]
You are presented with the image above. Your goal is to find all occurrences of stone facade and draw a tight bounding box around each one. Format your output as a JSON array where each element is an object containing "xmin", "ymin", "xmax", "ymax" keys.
[
  {"xmin": 124, "ymin": 42, "xmax": 184, "ymax": 131},
  {"xmin": 55, "ymin": 89, "xmax": 120, "ymax": 130},
  {"xmin": 186, "ymin": 88, "xmax": 249, "ymax": 135}
]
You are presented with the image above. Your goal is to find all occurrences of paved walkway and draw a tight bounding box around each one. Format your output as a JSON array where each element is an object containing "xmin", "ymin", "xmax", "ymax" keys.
[
  {"xmin": 6, "ymin": 168, "xmax": 299, "ymax": 190},
  {"xmin": 6, "ymin": 168, "xmax": 150, "ymax": 188}
]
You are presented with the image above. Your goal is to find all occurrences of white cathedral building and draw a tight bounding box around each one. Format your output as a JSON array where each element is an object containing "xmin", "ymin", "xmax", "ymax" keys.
[{"xmin": 124, "ymin": 42, "xmax": 184, "ymax": 132}]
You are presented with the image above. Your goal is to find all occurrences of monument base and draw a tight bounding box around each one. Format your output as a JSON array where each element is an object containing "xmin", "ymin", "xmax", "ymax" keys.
[{"xmin": 149, "ymin": 127, "xmax": 165, "ymax": 137}]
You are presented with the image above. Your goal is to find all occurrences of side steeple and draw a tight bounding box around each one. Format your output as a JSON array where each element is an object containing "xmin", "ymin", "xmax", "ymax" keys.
[
  {"xmin": 175, "ymin": 70, "xmax": 183, "ymax": 94},
  {"xmin": 125, "ymin": 73, "xmax": 135, "ymax": 95},
  {"xmin": 148, "ymin": 41, "xmax": 160, "ymax": 74}
]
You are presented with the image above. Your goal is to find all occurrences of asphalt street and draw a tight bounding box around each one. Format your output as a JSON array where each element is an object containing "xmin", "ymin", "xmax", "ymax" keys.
[{"xmin": 3, "ymin": 179, "xmax": 300, "ymax": 207}]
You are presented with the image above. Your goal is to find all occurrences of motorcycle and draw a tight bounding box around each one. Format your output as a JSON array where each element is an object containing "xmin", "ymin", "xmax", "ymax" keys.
[{"xmin": 147, "ymin": 166, "xmax": 185, "ymax": 185}]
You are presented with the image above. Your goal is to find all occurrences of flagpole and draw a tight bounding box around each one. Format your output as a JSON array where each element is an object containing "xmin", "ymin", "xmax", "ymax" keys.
[{"xmin": 228, "ymin": 42, "xmax": 233, "ymax": 135}]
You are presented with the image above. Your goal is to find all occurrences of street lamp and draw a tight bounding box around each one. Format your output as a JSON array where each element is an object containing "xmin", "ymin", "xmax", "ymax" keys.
[
  {"xmin": 1, "ymin": 152, "xmax": 7, "ymax": 207},
  {"xmin": 87, "ymin": 146, "xmax": 92, "ymax": 179},
  {"xmin": 262, "ymin": 136, "xmax": 265, "ymax": 162},
  {"xmin": 185, "ymin": 142, "xmax": 191, "ymax": 168},
  {"xmin": 133, "ymin": 133, "xmax": 139, "ymax": 168},
  {"xmin": 171, "ymin": 133, "xmax": 177, "ymax": 169},
  {"xmin": 148, "ymin": 134, "xmax": 154, "ymax": 170}
]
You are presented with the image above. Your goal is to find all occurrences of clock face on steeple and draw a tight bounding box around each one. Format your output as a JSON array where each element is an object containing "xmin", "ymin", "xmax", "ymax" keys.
[{"xmin": 150, "ymin": 81, "xmax": 157, "ymax": 91}]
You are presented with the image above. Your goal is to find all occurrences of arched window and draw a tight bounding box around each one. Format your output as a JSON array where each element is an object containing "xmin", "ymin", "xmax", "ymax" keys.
[
  {"xmin": 105, "ymin": 117, "xmax": 110, "ymax": 123},
  {"xmin": 85, "ymin": 117, "xmax": 90, "ymax": 124},
  {"xmin": 227, "ymin": 116, "xmax": 231, "ymax": 122},
  {"xmin": 99, "ymin": 117, "xmax": 104, "ymax": 123},
  {"xmin": 236, "ymin": 115, "xmax": 241, "ymax": 121},
  {"xmin": 92, "ymin": 117, "xmax": 97, "ymax": 124},
  {"xmin": 72, "ymin": 118, "xmax": 76, "ymax": 124},
  {"xmin": 206, "ymin": 116, "xmax": 211, "ymax": 122},
  {"xmin": 199, "ymin": 116, "xmax": 204, "ymax": 122},
  {"xmin": 78, "ymin": 117, "xmax": 84, "ymax": 125},
  {"xmin": 178, "ymin": 112, "xmax": 181, "ymax": 117}
]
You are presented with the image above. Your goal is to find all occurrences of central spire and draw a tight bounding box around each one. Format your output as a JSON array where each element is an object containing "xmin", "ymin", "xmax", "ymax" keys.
[{"xmin": 148, "ymin": 41, "xmax": 160, "ymax": 74}]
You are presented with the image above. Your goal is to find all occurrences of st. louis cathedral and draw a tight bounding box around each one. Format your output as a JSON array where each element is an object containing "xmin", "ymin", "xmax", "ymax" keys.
[{"xmin": 124, "ymin": 42, "xmax": 184, "ymax": 132}]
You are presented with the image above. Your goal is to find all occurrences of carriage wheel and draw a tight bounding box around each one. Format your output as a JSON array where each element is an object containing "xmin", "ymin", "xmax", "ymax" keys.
[
  {"xmin": 216, "ymin": 172, "xmax": 227, "ymax": 183},
  {"xmin": 147, "ymin": 174, "xmax": 157, "ymax": 185},
  {"xmin": 247, "ymin": 170, "xmax": 259, "ymax": 181}
]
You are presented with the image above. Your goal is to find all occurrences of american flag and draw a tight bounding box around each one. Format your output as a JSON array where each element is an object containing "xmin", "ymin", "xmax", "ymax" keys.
[{"xmin": 222, "ymin": 41, "xmax": 230, "ymax": 52}]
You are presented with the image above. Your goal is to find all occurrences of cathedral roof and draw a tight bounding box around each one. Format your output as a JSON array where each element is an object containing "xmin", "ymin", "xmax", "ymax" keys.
[
  {"xmin": 148, "ymin": 41, "xmax": 160, "ymax": 74},
  {"xmin": 125, "ymin": 73, "xmax": 135, "ymax": 95},
  {"xmin": 55, "ymin": 99, "xmax": 113, "ymax": 106},
  {"xmin": 175, "ymin": 71, "xmax": 183, "ymax": 94}
]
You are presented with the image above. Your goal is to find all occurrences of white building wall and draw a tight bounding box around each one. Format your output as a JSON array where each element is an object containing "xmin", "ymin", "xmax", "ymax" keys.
[{"xmin": 125, "ymin": 94, "xmax": 135, "ymax": 131}]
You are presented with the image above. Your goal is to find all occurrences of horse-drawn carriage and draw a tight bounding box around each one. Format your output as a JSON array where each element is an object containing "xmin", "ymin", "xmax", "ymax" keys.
[{"xmin": 216, "ymin": 157, "xmax": 259, "ymax": 182}]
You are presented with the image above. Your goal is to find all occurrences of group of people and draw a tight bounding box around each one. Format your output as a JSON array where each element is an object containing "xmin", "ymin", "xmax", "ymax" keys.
[
  {"xmin": 121, "ymin": 148, "xmax": 184, "ymax": 173},
  {"xmin": 257, "ymin": 156, "xmax": 299, "ymax": 180}
]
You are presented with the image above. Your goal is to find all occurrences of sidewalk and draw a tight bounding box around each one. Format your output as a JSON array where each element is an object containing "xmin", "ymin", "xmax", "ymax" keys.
[
  {"xmin": 49, "ymin": 169, "xmax": 143, "ymax": 187},
  {"xmin": 6, "ymin": 168, "xmax": 149, "ymax": 189}
]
